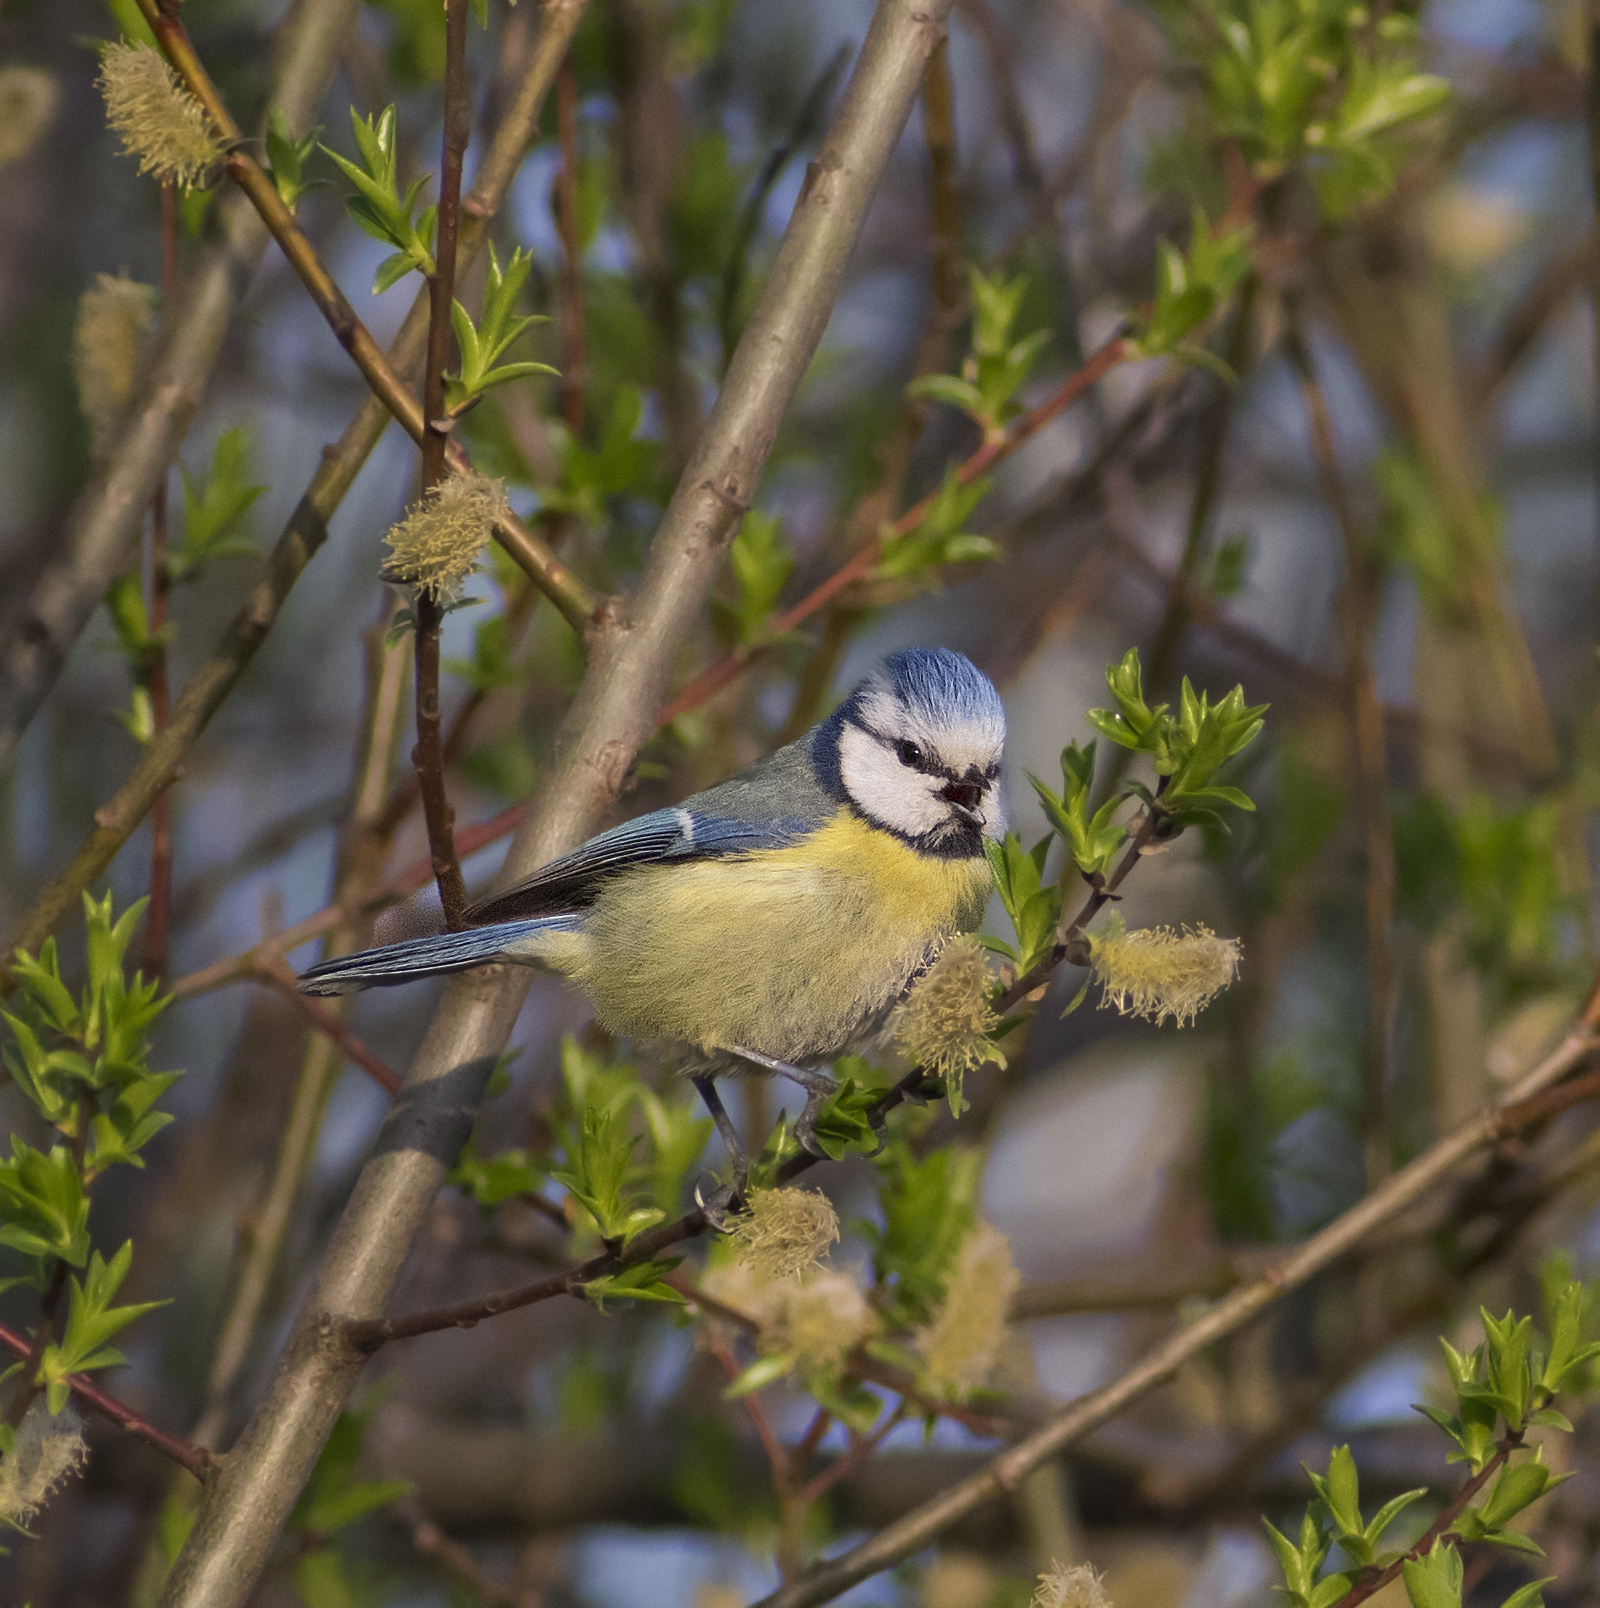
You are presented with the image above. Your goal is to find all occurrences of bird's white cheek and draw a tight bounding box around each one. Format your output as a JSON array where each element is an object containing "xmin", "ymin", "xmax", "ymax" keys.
[
  {"xmin": 983, "ymin": 788, "xmax": 1007, "ymax": 840},
  {"xmin": 838, "ymin": 725, "xmax": 946, "ymax": 837}
]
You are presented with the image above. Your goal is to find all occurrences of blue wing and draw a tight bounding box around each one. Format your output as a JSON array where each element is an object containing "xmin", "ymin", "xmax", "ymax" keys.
[{"xmin": 464, "ymin": 807, "xmax": 815, "ymax": 924}]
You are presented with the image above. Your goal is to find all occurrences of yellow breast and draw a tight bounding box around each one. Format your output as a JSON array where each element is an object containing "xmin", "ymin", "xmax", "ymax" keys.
[{"xmin": 565, "ymin": 809, "xmax": 990, "ymax": 1062}]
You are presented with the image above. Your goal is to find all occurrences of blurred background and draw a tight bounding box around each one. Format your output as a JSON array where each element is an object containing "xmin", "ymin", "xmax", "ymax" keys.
[{"xmin": 1, "ymin": 0, "xmax": 1598, "ymax": 1601}]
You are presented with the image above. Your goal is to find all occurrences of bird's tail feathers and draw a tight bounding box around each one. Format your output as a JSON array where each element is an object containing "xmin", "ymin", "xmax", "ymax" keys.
[{"xmin": 297, "ymin": 915, "xmax": 582, "ymax": 995}]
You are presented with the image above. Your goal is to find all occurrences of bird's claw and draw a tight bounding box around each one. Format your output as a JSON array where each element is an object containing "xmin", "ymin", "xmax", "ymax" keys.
[
  {"xmin": 794, "ymin": 1092, "xmax": 831, "ymax": 1158},
  {"xmin": 694, "ymin": 1172, "xmax": 748, "ymax": 1231}
]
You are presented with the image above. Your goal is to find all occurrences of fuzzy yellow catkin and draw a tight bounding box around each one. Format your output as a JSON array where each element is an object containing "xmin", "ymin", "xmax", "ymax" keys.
[
  {"xmin": 74, "ymin": 273, "xmax": 158, "ymax": 458},
  {"xmin": 917, "ymin": 1222, "xmax": 1019, "ymax": 1397},
  {"xmin": 1031, "ymin": 1563, "xmax": 1111, "ymax": 1608},
  {"xmin": 0, "ymin": 1401, "xmax": 88, "ymax": 1532},
  {"xmin": 1089, "ymin": 919, "xmax": 1241, "ymax": 1027},
  {"xmin": 726, "ymin": 1185, "xmax": 839, "ymax": 1280},
  {"xmin": 98, "ymin": 41, "xmax": 223, "ymax": 189},
  {"xmin": 0, "ymin": 67, "xmax": 61, "ymax": 168},
  {"xmin": 382, "ymin": 470, "xmax": 510, "ymax": 601},
  {"xmin": 774, "ymin": 1269, "xmax": 877, "ymax": 1370},
  {"xmin": 894, "ymin": 937, "xmax": 1006, "ymax": 1110}
]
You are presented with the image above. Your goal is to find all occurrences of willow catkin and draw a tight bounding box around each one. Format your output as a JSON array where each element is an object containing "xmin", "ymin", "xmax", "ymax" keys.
[
  {"xmin": 98, "ymin": 41, "xmax": 222, "ymax": 189},
  {"xmin": 726, "ymin": 1185, "xmax": 839, "ymax": 1280},
  {"xmin": 382, "ymin": 470, "xmax": 510, "ymax": 601},
  {"xmin": 916, "ymin": 1221, "xmax": 1018, "ymax": 1397},
  {"xmin": 1089, "ymin": 918, "xmax": 1241, "ymax": 1027},
  {"xmin": 73, "ymin": 273, "xmax": 158, "ymax": 458}
]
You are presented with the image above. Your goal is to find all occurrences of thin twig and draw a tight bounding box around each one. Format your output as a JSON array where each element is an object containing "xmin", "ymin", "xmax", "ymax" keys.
[
  {"xmin": 658, "ymin": 335, "xmax": 1129, "ymax": 722},
  {"xmin": 396, "ymin": 1496, "xmax": 529, "ymax": 1607},
  {"xmin": 132, "ymin": 0, "xmax": 598, "ymax": 631},
  {"xmin": 0, "ymin": 0, "xmax": 591, "ymax": 986},
  {"xmin": 410, "ymin": 0, "xmax": 473, "ymax": 931},
  {"xmin": 0, "ymin": 1318, "xmax": 214, "ymax": 1480},
  {"xmin": 743, "ymin": 977, "xmax": 1600, "ymax": 1608}
]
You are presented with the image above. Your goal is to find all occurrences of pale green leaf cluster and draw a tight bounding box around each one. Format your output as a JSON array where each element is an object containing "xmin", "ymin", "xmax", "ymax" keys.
[
  {"xmin": 711, "ymin": 510, "xmax": 795, "ymax": 647},
  {"xmin": 321, "ymin": 105, "xmax": 437, "ymax": 293},
  {"xmin": 876, "ymin": 468, "xmax": 997, "ymax": 582},
  {"xmin": 1126, "ymin": 208, "xmax": 1254, "ymax": 373},
  {"xmin": 443, "ymin": 243, "xmax": 556, "ymax": 419},
  {"xmin": 907, "ymin": 267, "xmax": 1051, "ymax": 438},
  {"xmin": 1265, "ymin": 1278, "xmax": 1600, "ymax": 1608},
  {"xmin": 262, "ymin": 107, "xmax": 321, "ymax": 213}
]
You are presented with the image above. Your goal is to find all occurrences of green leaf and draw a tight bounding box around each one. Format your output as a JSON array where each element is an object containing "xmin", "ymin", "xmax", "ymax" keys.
[
  {"xmin": 583, "ymin": 1259, "xmax": 688, "ymax": 1313},
  {"xmin": 442, "ymin": 243, "xmax": 554, "ymax": 415},
  {"xmin": 37, "ymin": 1242, "xmax": 167, "ymax": 1408},
  {"xmin": 172, "ymin": 428, "xmax": 263, "ymax": 581},
  {"xmin": 876, "ymin": 469, "xmax": 996, "ymax": 582},
  {"xmin": 291, "ymin": 1402, "xmax": 411, "ymax": 1536},
  {"xmin": 0, "ymin": 1139, "xmax": 90, "ymax": 1266},
  {"xmin": 1402, "ymin": 1539, "xmax": 1463, "ymax": 1608},
  {"xmin": 262, "ymin": 107, "xmax": 322, "ymax": 212},
  {"xmin": 1498, "ymin": 1580, "xmax": 1555, "ymax": 1608},
  {"xmin": 712, "ymin": 510, "xmax": 795, "ymax": 647},
  {"xmin": 723, "ymin": 1351, "xmax": 794, "ymax": 1397}
]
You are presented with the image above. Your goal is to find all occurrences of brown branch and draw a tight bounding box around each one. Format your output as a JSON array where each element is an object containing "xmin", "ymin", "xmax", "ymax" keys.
[
  {"xmin": 0, "ymin": 1318, "xmax": 214, "ymax": 1481},
  {"xmin": 743, "ymin": 980, "xmax": 1600, "ymax": 1608},
  {"xmin": 0, "ymin": 0, "xmax": 361, "ymax": 778},
  {"xmin": 658, "ymin": 334, "xmax": 1129, "ymax": 722},
  {"xmin": 1332, "ymin": 1436, "xmax": 1520, "ymax": 1608},
  {"xmin": 556, "ymin": 53, "xmax": 586, "ymax": 437},
  {"xmin": 408, "ymin": 0, "xmax": 473, "ymax": 931},
  {"xmin": 256, "ymin": 956, "xmax": 401, "ymax": 1096},
  {"xmin": 1285, "ymin": 311, "xmax": 1395, "ymax": 1194},
  {"xmin": 0, "ymin": 1, "xmax": 590, "ymax": 987},
  {"xmin": 396, "ymin": 1496, "xmax": 528, "ymax": 1607},
  {"xmin": 133, "ymin": 0, "xmax": 598, "ymax": 633}
]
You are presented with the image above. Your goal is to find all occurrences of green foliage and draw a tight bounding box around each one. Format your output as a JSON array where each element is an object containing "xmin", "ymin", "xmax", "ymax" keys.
[
  {"xmin": 1266, "ymin": 1281, "xmax": 1600, "ymax": 1608},
  {"xmin": 712, "ymin": 510, "xmax": 794, "ymax": 646},
  {"xmin": 320, "ymin": 105, "xmax": 436, "ymax": 292},
  {"xmin": 983, "ymin": 833, "xmax": 1061, "ymax": 976},
  {"xmin": 442, "ymin": 610, "xmax": 526, "ymax": 695},
  {"xmin": 172, "ymin": 427, "xmax": 263, "ymax": 580},
  {"xmin": 1151, "ymin": 0, "xmax": 1449, "ymax": 216},
  {"xmin": 551, "ymin": 1104, "xmax": 666, "ymax": 1247},
  {"xmin": 4, "ymin": 894, "xmax": 180, "ymax": 1184},
  {"xmin": 1086, "ymin": 648, "xmax": 1266, "ymax": 825},
  {"xmin": 262, "ymin": 108, "xmax": 321, "ymax": 213},
  {"xmin": 0, "ymin": 1141, "xmax": 89, "ymax": 1271},
  {"xmin": 1029, "ymin": 741, "xmax": 1126, "ymax": 879},
  {"xmin": 1126, "ymin": 209, "xmax": 1252, "ymax": 374},
  {"xmin": 443, "ymin": 243, "xmax": 556, "ymax": 419},
  {"xmin": 583, "ymin": 1258, "xmax": 688, "ymax": 1313},
  {"xmin": 876, "ymin": 469, "xmax": 998, "ymax": 582},
  {"xmin": 807, "ymin": 1071, "xmax": 888, "ymax": 1161},
  {"xmin": 863, "ymin": 1137, "xmax": 979, "ymax": 1327},
  {"xmin": 541, "ymin": 386, "xmax": 661, "ymax": 530},
  {"xmin": 638, "ymin": 1087, "xmax": 714, "ymax": 1214},
  {"xmin": 448, "ymin": 1135, "xmax": 544, "ymax": 1209},
  {"xmin": 907, "ymin": 267, "xmax": 1051, "ymax": 437},
  {"xmin": 105, "ymin": 571, "xmax": 169, "ymax": 674},
  {"xmin": 36, "ymin": 1242, "xmax": 165, "ymax": 1412}
]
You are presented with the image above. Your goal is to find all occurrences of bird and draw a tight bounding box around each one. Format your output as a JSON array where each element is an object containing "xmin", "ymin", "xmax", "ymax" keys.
[{"xmin": 299, "ymin": 646, "xmax": 1005, "ymax": 1188}]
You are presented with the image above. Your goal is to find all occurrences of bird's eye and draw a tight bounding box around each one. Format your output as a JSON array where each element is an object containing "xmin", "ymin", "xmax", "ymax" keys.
[{"xmin": 895, "ymin": 740, "xmax": 924, "ymax": 770}]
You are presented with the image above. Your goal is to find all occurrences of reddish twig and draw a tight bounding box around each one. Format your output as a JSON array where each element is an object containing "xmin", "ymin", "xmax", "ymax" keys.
[
  {"xmin": 658, "ymin": 335, "xmax": 1129, "ymax": 722},
  {"xmin": 409, "ymin": 0, "xmax": 473, "ymax": 933},
  {"xmin": 1331, "ymin": 1435, "xmax": 1521, "ymax": 1608},
  {"xmin": 257, "ymin": 955, "xmax": 401, "ymax": 1095},
  {"xmin": 0, "ymin": 1318, "xmax": 215, "ymax": 1480}
]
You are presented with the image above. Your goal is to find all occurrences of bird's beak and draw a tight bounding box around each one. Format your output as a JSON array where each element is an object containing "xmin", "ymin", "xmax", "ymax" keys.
[{"xmin": 941, "ymin": 779, "xmax": 986, "ymax": 828}]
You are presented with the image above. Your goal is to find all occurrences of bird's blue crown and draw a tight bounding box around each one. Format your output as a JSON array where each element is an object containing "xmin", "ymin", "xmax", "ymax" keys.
[{"xmin": 872, "ymin": 646, "xmax": 1004, "ymax": 731}]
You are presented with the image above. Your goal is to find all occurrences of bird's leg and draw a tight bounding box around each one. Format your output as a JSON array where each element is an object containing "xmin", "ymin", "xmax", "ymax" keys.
[
  {"xmin": 691, "ymin": 1075, "xmax": 749, "ymax": 1228},
  {"xmin": 728, "ymin": 1047, "xmax": 837, "ymax": 1157}
]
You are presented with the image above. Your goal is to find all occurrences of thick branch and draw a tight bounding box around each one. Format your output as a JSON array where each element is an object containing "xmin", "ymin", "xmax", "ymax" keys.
[
  {"xmin": 0, "ymin": 0, "xmax": 589, "ymax": 983},
  {"xmin": 157, "ymin": 6, "xmax": 955, "ymax": 1603},
  {"xmin": 0, "ymin": 0, "xmax": 361, "ymax": 776},
  {"xmin": 743, "ymin": 985, "xmax": 1600, "ymax": 1608}
]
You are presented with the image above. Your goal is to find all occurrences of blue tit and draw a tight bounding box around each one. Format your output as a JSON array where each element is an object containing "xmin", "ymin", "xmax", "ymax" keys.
[{"xmin": 299, "ymin": 646, "xmax": 1005, "ymax": 1170}]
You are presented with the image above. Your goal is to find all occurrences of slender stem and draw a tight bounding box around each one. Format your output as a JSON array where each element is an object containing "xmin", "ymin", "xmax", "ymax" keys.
[
  {"xmin": 145, "ymin": 181, "xmax": 180, "ymax": 980},
  {"xmin": 658, "ymin": 335, "xmax": 1128, "ymax": 721},
  {"xmin": 5, "ymin": 1257, "xmax": 69, "ymax": 1429},
  {"xmin": 131, "ymin": 0, "xmax": 599, "ymax": 632},
  {"xmin": 556, "ymin": 54, "xmax": 586, "ymax": 437},
  {"xmin": 1286, "ymin": 312, "xmax": 1394, "ymax": 1191},
  {"xmin": 408, "ymin": 0, "xmax": 472, "ymax": 932},
  {"xmin": 0, "ymin": 0, "xmax": 591, "ymax": 985},
  {"xmin": 1331, "ymin": 1435, "xmax": 1521, "ymax": 1608},
  {"xmin": 0, "ymin": 1318, "xmax": 214, "ymax": 1480},
  {"xmin": 743, "ymin": 979, "xmax": 1600, "ymax": 1608}
]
